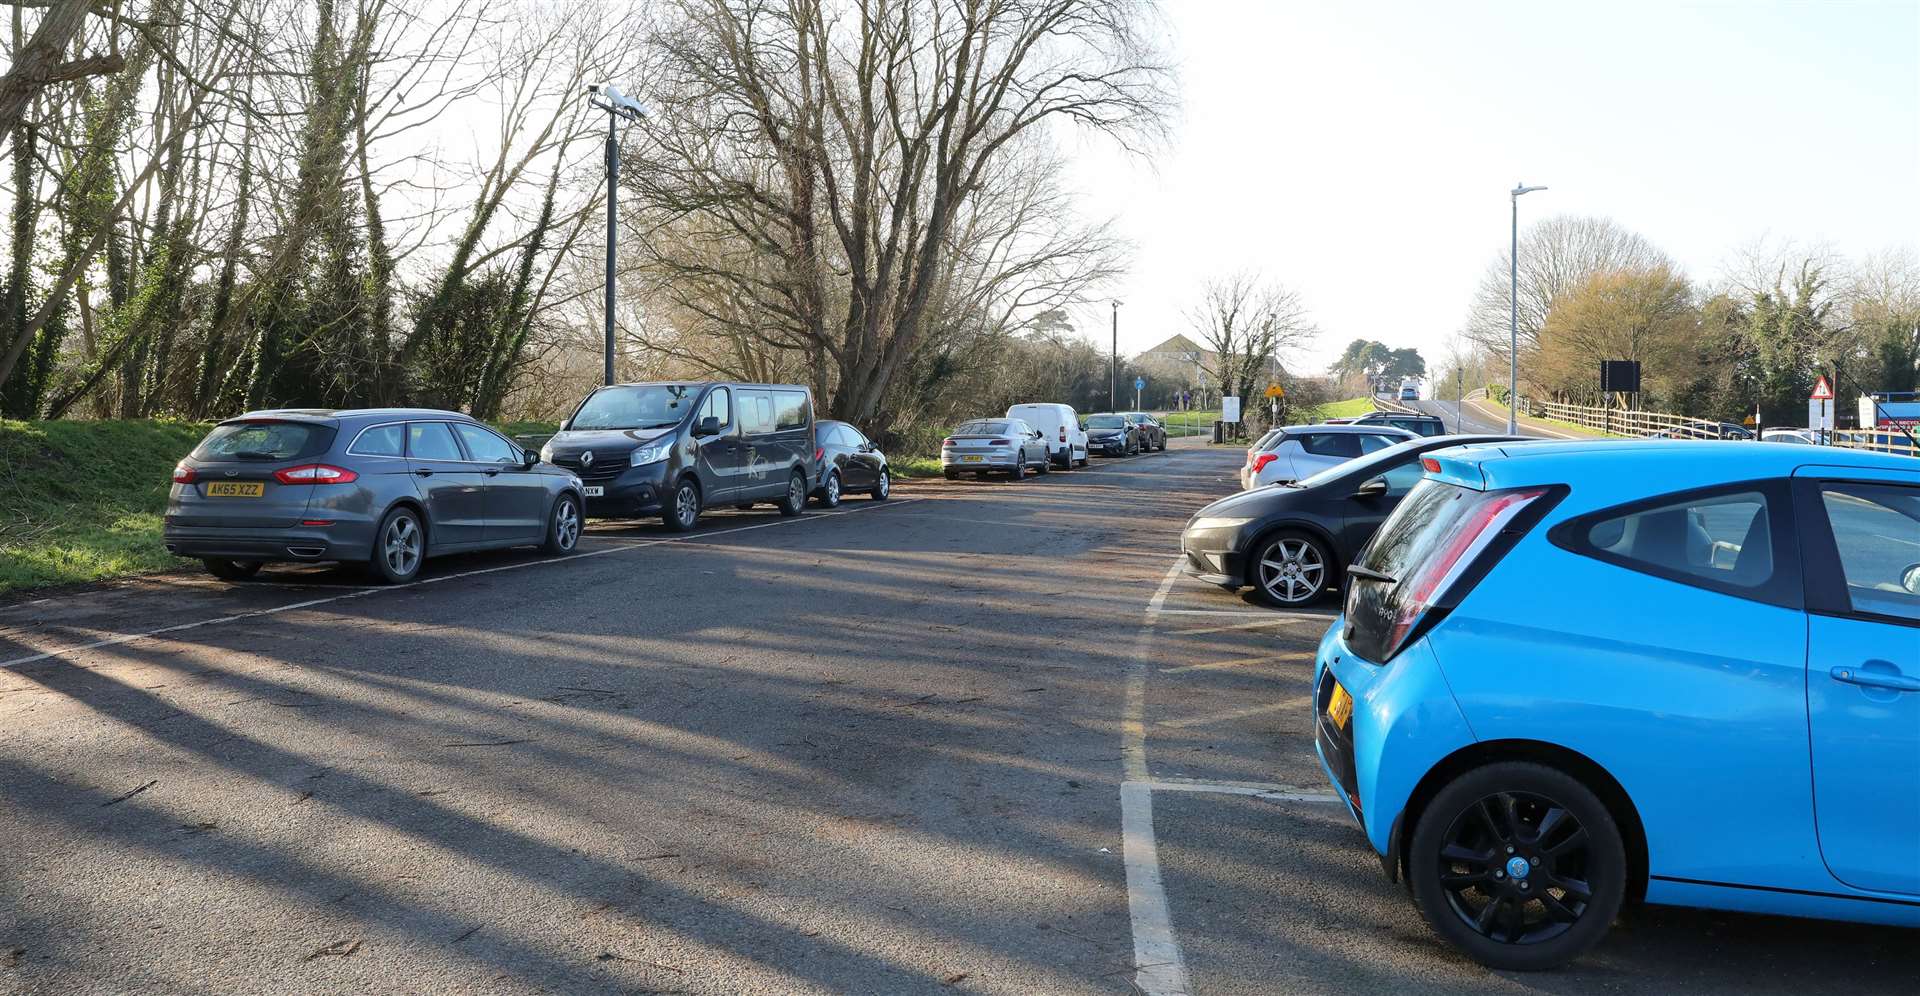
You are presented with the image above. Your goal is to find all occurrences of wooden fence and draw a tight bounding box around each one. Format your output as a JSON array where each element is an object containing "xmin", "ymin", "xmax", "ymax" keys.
[{"xmin": 1518, "ymin": 398, "xmax": 1918, "ymax": 458}]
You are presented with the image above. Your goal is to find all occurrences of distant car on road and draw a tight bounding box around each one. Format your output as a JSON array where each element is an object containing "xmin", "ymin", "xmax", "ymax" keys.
[
  {"xmin": 1007, "ymin": 402, "xmax": 1088, "ymax": 468},
  {"xmin": 544, "ymin": 381, "xmax": 819, "ymax": 530},
  {"xmin": 1649, "ymin": 422, "xmax": 1754, "ymax": 440},
  {"xmin": 1352, "ymin": 411, "xmax": 1447, "ymax": 437},
  {"xmin": 812, "ymin": 420, "xmax": 892, "ymax": 506},
  {"xmin": 1084, "ymin": 413, "xmax": 1141, "ymax": 456},
  {"xmin": 1399, "ymin": 381, "xmax": 1420, "ymax": 401},
  {"xmin": 1241, "ymin": 424, "xmax": 1415, "ymax": 489},
  {"xmin": 166, "ymin": 409, "xmax": 584, "ymax": 584},
  {"xmin": 1761, "ymin": 428, "xmax": 1824, "ymax": 445},
  {"xmin": 1316, "ymin": 440, "xmax": 1920, "ymax": 970},
  {"xmin": 1121, "ymin": 412, "xmax": 1168, "ymax": 451},
  {"xmin": 942, "ymin": 418, "xmax": 1050, "ymax": 479},
  {"xmin": 1183, "ymin": 434, "xmax": 1524, "ymax": 605}
]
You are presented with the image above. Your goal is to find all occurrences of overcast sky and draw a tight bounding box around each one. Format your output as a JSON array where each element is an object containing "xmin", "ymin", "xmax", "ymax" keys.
[{"xmin": 1061, "ymin": 0, "xmax": 1920, "ymax": 377}]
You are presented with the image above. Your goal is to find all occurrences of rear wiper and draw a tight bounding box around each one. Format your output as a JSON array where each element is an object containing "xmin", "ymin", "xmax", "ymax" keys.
[{"xmin": 1346, "ymin": 564, "xmax": 1397, "ymax": 585}]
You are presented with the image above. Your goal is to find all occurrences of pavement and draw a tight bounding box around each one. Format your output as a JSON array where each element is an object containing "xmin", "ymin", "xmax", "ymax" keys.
[{"xmin": 1, "ymin": 436, "xmax": 1915, "ymax": 994}]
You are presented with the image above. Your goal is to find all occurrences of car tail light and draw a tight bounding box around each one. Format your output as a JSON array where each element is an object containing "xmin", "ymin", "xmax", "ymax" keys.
[
  {"xmin": 1420, "ymin": 457, "xmax": 1441, "ymax": 472},
  {"xmin": 1380, "ymin": 488, "xmax": 1547, "ymax": 659},
  {"xmin": 942, "ymin": 437, "xmax": 957, "ymax": 447},
  {"xmin": 273, "ymin": 464, "xmax": 358, "ymax": 485},
  {"xmin": 813, "ymin": 447, "xmax": 824, "ymax": 462},
  {"xmin": 988, "ymin": 438, "xmax": 1010, "ymax": 446},
  {"xmin": 172, "ymin": 463, "xmax": 197, "ymax": 484},
  {"xmin": 1250, "ymin": 453, "xmax": 1278, "ymax": 473},
  {"xmin": 1058, "ymin": 427, "xmax": 1066, "ymax": 441}
]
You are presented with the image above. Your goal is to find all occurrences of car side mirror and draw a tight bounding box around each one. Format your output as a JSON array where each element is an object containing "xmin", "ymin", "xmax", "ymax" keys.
[
  {"xmin": 1903, "ymin": 563, "xmax": 1920, "ymax": 595},
  {"xmin": 695, "ymin": 416, "xmax": 720, "ymax": 437},
  {"xmin": 522, "ymin": 448, "xmax": 540, "ymax": 468},
  {"xmin": 1353, "ymin": 477, "xmax": 1389, "ymax": 499}
]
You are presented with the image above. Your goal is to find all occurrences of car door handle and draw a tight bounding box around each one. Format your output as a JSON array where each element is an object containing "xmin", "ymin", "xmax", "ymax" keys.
[
  {"xmin": 484, "ymin": 469, "xmax": 500, "ymax": 477},
  {"xmin": 415, "ymin": 469, "xmax": 434, "ymax": 477},
  {"xmin": 1831, "ymin": 666, "xmax": 1920, "ymax": 692}
]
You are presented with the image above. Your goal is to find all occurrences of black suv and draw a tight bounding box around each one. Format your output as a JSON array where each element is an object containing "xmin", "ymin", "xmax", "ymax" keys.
[
  {"xmin": 1351, "ymin": 411, "xmax": 1446, "ymax": 437},
  {"xmin": 543, "ymin": 382, "xmax": 819, "ymax": 531}
]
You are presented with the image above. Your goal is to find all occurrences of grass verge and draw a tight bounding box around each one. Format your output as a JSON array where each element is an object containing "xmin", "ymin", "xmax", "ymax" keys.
[
  {"xmin": 889, "ymin": 454, "xmax": 944, "ymax": 479},
  {"xmin": 1306, "ymin": 397, "xmax": 1374, "ymax": 421}
]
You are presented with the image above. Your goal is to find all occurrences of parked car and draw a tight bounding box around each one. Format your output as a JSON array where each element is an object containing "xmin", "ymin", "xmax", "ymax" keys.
[
  {"xmin": 1183, "ymin": 435, "xmax": 1524, "ymax": 606},
  {"xmin": 1122, "ymin": 412, "xmax": 1169, "ymax": 451},
  {"xmin": 1084, "ymin": 414, "xmax": 1141, "ymax": 456},
  {"xmin": 1315, "ymin": 440, "xmax": 1920, "ymax": 970},
  {"xmin": 1352, "ymin": 411, "xmax": 1447, "ymax": 437},
  {"xmin": 1650, "ymin": 422, "xmax": 1755, "ymax": 440},
  {"xmin": 941, "ymin": 418, "xmax": 1051, "ymax": 479},
  {"xmin": 165, "ymin": 409, "xmax": 585, "ymax": 584},
  {"xmin": 1241, "ymin": 425, "xmax": 1416, "ymax": 489},
  {"xmin": 1761, "ymin": 428, "xmax": 1824, "ymax": 445},
  {"xmin": 1007, "ymin": 402, "xmax": 1088, "ymax": 468},
  {"xmin": 542, "ymin": 381, "xmax": 818, "ymax": 532},
  {"xmin": 812, "ymin": 420, "xmax": 892, "ymax": 506}
]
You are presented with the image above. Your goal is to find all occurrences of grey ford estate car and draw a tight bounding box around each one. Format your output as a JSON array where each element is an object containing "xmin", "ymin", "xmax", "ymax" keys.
[
  {"xmin": 541, "ymin": 382, "xmax": 820, "ymax": 531},
  {"xmin": 166, "ymin": 409, "xmax": 587, "ymax": 584}
]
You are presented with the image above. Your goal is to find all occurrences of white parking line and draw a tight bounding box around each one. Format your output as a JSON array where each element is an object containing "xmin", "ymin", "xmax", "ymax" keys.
[
  {"xmin": 1135, "ymin": 779, "xmax": 1340, "ymax": 805},
  {"xmin": 0, "ymin": 499, "xmax": 923, "ymax": 671},
  {"xmin": 1121, "ymin": 557, "xmax": 1195, "ymax": 995}
]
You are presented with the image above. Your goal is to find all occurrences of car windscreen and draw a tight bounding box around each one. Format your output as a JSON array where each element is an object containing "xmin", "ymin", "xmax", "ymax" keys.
[
  {"xmin": 569, "ymin": 385, "xmax": 699, "ymax": 430},
  {"xmin": 1291, "ymin": 437, "xmax": 1427, "ymax": 490},
  {"xmin": 955, "ymin": 420, "xmax": 1009, "ymax": 436},
  {"xmin": 1086, "ymin": 415, "xmax": 1126, "ymax": 429},
  {"xmin": 191, "ymin": 421, "xmax": 336, "ymax": 462}
]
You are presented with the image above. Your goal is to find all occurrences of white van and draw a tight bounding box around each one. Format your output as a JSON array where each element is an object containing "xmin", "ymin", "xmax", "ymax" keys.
[{"xmin": 1006, "ymin": 403, "xmax": 1088, "ymax": 469}]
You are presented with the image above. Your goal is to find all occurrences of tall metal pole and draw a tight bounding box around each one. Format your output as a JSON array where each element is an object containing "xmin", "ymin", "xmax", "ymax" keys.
[
  {"xmin": 1507, "ymin": 191, "xmax": 1519, "ymax": 435},
  {"xmin": 603, "ymin": 110, "xmax": 618, "ymax": 387},
  {"xmin": 1109, "ymin": 301, "xmax": 1119, "ymax": 411}
]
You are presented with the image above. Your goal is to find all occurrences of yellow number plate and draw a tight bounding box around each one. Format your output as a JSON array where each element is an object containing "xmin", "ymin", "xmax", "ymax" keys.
[
  {"xmin": 204, "ymin": 481, "xmax": 264, "ymax": 498},
  {"xmin": 961, "ymin": 455, "xmax": 985, "ymax": 463},
  {"xmin": 1327, "ymin": 682, "xmax": 1354, "ymax": 732}
]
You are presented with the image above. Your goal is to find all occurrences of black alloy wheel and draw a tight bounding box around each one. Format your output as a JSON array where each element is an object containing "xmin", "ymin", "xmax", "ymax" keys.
[
  {"xmin": 1409, "ymin": 762, "xmax": 1626, "ymax": 971},
  {"xmin": 203, "ymin": 559, "xmax": 263, "ymax": 582},
  {"xmin": 664, "ymin": 478, "xmax": 701, "ymax": 532},
  {"xmin": 777, "ymin": 470, "xmax": 807, "ymax": 517}
]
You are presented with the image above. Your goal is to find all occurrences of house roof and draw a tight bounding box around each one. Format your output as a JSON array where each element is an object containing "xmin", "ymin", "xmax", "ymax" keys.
[{"xmin": 1139, "ymin": 334, "xmax": 1209, "ymax": 357}]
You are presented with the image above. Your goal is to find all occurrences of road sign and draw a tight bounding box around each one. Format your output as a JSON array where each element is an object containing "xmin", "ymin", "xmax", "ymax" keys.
[
  {"xmin": 1134, "ymin": 376, "xmax": 1145, "ymax": 392},
  {"xmin": 1221, "ymin": 396, "xmax": 1242, "ymax": 423},
  {"xmin": 1810, "ymin": 376, "xmax": 1833, "ymax": 401},
  {"xmin": 1264, "ymin": 384, "xmax": 1286, "ymax": 398}
]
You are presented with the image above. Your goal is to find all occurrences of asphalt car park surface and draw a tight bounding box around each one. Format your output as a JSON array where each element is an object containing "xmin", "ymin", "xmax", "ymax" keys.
[{"xmin": 1, "ymin": 438, "xmax": 1915, "ymax": 994}]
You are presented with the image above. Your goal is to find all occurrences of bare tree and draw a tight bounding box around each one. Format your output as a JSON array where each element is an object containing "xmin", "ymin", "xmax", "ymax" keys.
[{"xmin": 1184, "ymin": 272, "xmax": 1316, "ymax": 413}]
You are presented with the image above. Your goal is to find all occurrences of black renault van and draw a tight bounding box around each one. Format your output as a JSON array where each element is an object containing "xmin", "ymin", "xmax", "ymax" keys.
[{"xmin": 541, "ymin": 382, "xmax": 820, "ymax": 531}]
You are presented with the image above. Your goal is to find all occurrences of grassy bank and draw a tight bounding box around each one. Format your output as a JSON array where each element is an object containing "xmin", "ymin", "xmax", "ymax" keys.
[
  {"xmin": 1308, "ymin": 397, "xmax": 1374, "ymax": 421},
  {"xmin": 0, "ymin": 418, "xmax": 211, "ymax": 593}
]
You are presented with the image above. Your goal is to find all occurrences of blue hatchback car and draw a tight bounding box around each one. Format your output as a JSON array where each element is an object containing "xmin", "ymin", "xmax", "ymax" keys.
[{"xmin": 1313, "ymin": 440, "xmax": 1920, "ymax": 970}]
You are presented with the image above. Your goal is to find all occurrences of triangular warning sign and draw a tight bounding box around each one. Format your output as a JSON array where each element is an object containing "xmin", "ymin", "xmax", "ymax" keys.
[{"xmin": 1810, "ymin": 376, "xmax": 1833, "ymax": 401}]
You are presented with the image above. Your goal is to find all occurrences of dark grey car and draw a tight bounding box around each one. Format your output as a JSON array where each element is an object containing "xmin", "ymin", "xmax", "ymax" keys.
[
  {"xmin": 541, "ymin": 381, "xmax": 821, "ymax": 531},
  {"xmin": 165, "ymin": 409, "xmax": 586, "ymax": 584}
]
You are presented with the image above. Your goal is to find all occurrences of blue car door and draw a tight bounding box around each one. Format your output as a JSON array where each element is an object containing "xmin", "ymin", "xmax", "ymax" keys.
[{"xmin": 1796, "ymin": 467, "xmax": 1920, "ymax": 897}]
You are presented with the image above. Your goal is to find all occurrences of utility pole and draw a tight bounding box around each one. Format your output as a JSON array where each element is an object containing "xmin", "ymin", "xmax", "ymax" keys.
[
  {"xmin": 1508, "ymin": 182, "xmax": 1547, "ymax": 433},
  {"xmin": 587, "ymin": 85, "xmax": 646, "ymax": 386},
  {"xmin": 1109, "ymin": 300, "xmax": 1121, "ymax": 411}
]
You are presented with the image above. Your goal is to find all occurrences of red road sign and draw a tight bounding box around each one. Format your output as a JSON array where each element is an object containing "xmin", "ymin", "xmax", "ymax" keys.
[{"xmin": 1810, "ymin": 376, "xmax": 1834, "ymax": 401}]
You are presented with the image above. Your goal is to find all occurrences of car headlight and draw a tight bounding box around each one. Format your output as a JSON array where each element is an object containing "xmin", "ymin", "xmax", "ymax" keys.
[
  {"xmin": 1189, "ymin": 516, "xmax": 1253, "ymax": 531},
  {"xmin": 630, "ymin": 442, "xmax": 672, "ymax": 466}
]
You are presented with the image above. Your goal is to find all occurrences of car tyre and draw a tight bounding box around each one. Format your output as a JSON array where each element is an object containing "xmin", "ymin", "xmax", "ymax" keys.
[
  {"xmin": 1035, "ymin": 453, "xmax": 1049, "ymax": 475},
  {"xmin": 367, "ymin": 506, "xmax": 424, "ymax": 584},
  {"xmin": 943, "ymin": 469, "xmax": 959, "ymax": 481},
  {"xmin": 776, "ymin": 470, "xmax": 807, "ymax": 517},
  {"xmin": 818, "ymin": 470, "xmax": 843, "ymax": 508},
  {"xmin": 1010, "ymin": 457, "xmax": 1027, "ymax": 480},
  {"xmin": 664, "ymin": 478, "xmax": 701, "ymax": 532},
  {"xmin": 1408, "ymin": 761, "xmax": 1627, "ymax": 972},
  {"xmin": 1054, "ymin": 448, "xmax": 1073, "ymax": 471},
  {"xmin": 203, "ymin": 558, "xmax": 263, "ymax": 582},
  {"xmin": 871, "ymin": 467, "xmax": 891, "ymax": 500},
  {"xmin": 542, "ymin": 493, "xmax": 581, "ymax": 555},
  {"xmin": 1250, "ymin": 531, "xmax": 1333, "ymax": 607}
]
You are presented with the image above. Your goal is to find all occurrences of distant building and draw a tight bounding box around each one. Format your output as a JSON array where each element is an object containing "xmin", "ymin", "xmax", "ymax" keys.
[{"xmin": 1134, "ymin": 333, "xmax": 1286, "ymax": 396}]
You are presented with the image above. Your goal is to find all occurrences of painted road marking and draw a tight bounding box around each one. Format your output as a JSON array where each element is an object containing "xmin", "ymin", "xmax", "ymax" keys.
[
  {"xmin": 1161, "ymin": 651, "xmax": 1313, "ymax": 674},
  {"xmin": 1156, "ymin": 697, "xmax": 1309, "ymax": 729},
  {"xmin": 0, "ymin": 498, "xmax": 924, "ymax": 671}
]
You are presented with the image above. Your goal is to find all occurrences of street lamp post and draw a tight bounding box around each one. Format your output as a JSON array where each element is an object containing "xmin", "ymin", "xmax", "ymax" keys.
[
  {"xmin": 1508, "ymin": 182, "xmax": 1546, "ymax": 434},
  {"xmin": 1110, "ymin": 300, "xmax": 1122, "ymax": 411},
  {"xmin": 587, "ymin": 84, "xmax": 646, "ymax": 387}
]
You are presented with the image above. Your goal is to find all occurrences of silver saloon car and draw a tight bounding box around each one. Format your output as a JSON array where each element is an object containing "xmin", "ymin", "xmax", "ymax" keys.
[
  {"xmin": 164, "ymin": 409, "xmax": 586, "ymax": 584},
  {"xmin": 941, "ymin": 418, "xmax": 1051, "ymax": 480}
]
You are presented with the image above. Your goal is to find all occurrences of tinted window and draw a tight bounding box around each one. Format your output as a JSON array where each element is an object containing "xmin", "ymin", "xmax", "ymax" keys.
[
  {"xmin": 1819, "ymin": 483, "xmax": 1920, "ymax": 621},
  {"xmin": 407, "ymin": 422, "xmax": 464, "ymax": 461},
  {"xmin": 192, "ymin": 421, "xmax": 334, "ymax": 462},
  {"xmin": 348, "ymin": 424, "xmax": 405, "ymax": 457},
  {"xmin": 1380, "ymin": 459, "xmax": 1428, "ymax": 496},
  {"xmin": 1358, "ymin": 433, "xmax": 1402, "ymax": 453},
  {"xmin": 773, "ymin": 390, "xmax": 809, "ymax": 431},
  {"xmin": 1345, "ymin": 480, "xmax": 1482, "ymax": 660},
  {"xmin": 570, "ymin": 384, "xmax": 698, "ymax": 430},
  {"xmin": 455, "ymin": 423, "xmax": 517, "ymax": 464},
  {"xmin": 739, "ymin": 391, "xmax": 774, "ymax": 434},
  {"xmin": 1585, "ymin": 490, "xmax": 1773, "ymax": 588},
  {"xmin": 956, "ymin": 420, "xmax": 1010, "ymax": 435},
  {"xmin": 838, "ymin": 424, "xmax": 867, "ymax": 447},
  {"xmin": 702, "ymin": 387, "xmax": 731, "ymax": 427},
  {"xmin": 1299, "ymin": 433, "xmax": 1362, "ymax": 458}
]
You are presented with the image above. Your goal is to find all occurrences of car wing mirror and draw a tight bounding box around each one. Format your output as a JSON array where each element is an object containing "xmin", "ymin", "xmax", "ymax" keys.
[
  {"xmin": 1353, "ymin": 477, "xmax": 1389, "ymax": 499},
  {"xmin": 522, "ymin": 448, "xmax": 540, "ymax": 468},
  {"xmin": 1903, "ymin": 563, "xmax": 1920, "ymax": 595},
  {"xmin": 695, "ymin": 416, "xmax": 720, "ymax": 437}
]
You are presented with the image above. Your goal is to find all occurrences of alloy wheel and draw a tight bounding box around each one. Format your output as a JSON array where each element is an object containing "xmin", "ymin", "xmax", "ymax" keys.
[
  {"xmin": 554, "ymin": 498, "xmax": 580, "ymax": 550},
  {"xmin": 383, "ymin": 515, "xmax": 421, "ymax": 577},
  {"xmin": 1257, "ymin": 537, "xmax": 1325, "ymax": 603},
  {"xmin": 675, "ymin": 483, "xmax": 699, "ymax": 528},
  {"xmin": 1436, "ymin": 791, "xmax": 1595, "ymax": 946},
  {"xmin": 824, "ymin": 471, "xmax": 842, "ymax": 506}
]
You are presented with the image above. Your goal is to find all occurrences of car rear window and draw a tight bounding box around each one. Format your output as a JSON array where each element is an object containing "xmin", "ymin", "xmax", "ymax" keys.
[
  {"xmin": 1299, "ymin": 433, "xmax": 1362, "ymax": 458},
  {"xmin": 1345, "ymin": 480, "xmax": 1484, "ymax": 660},
  {"xmin": 191, "ymin": 421, "xmax": 335, "ymax": 462},
  {"xmin": 956, "ymin": 421, "xmax": 1009, "ymax": 435}
]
